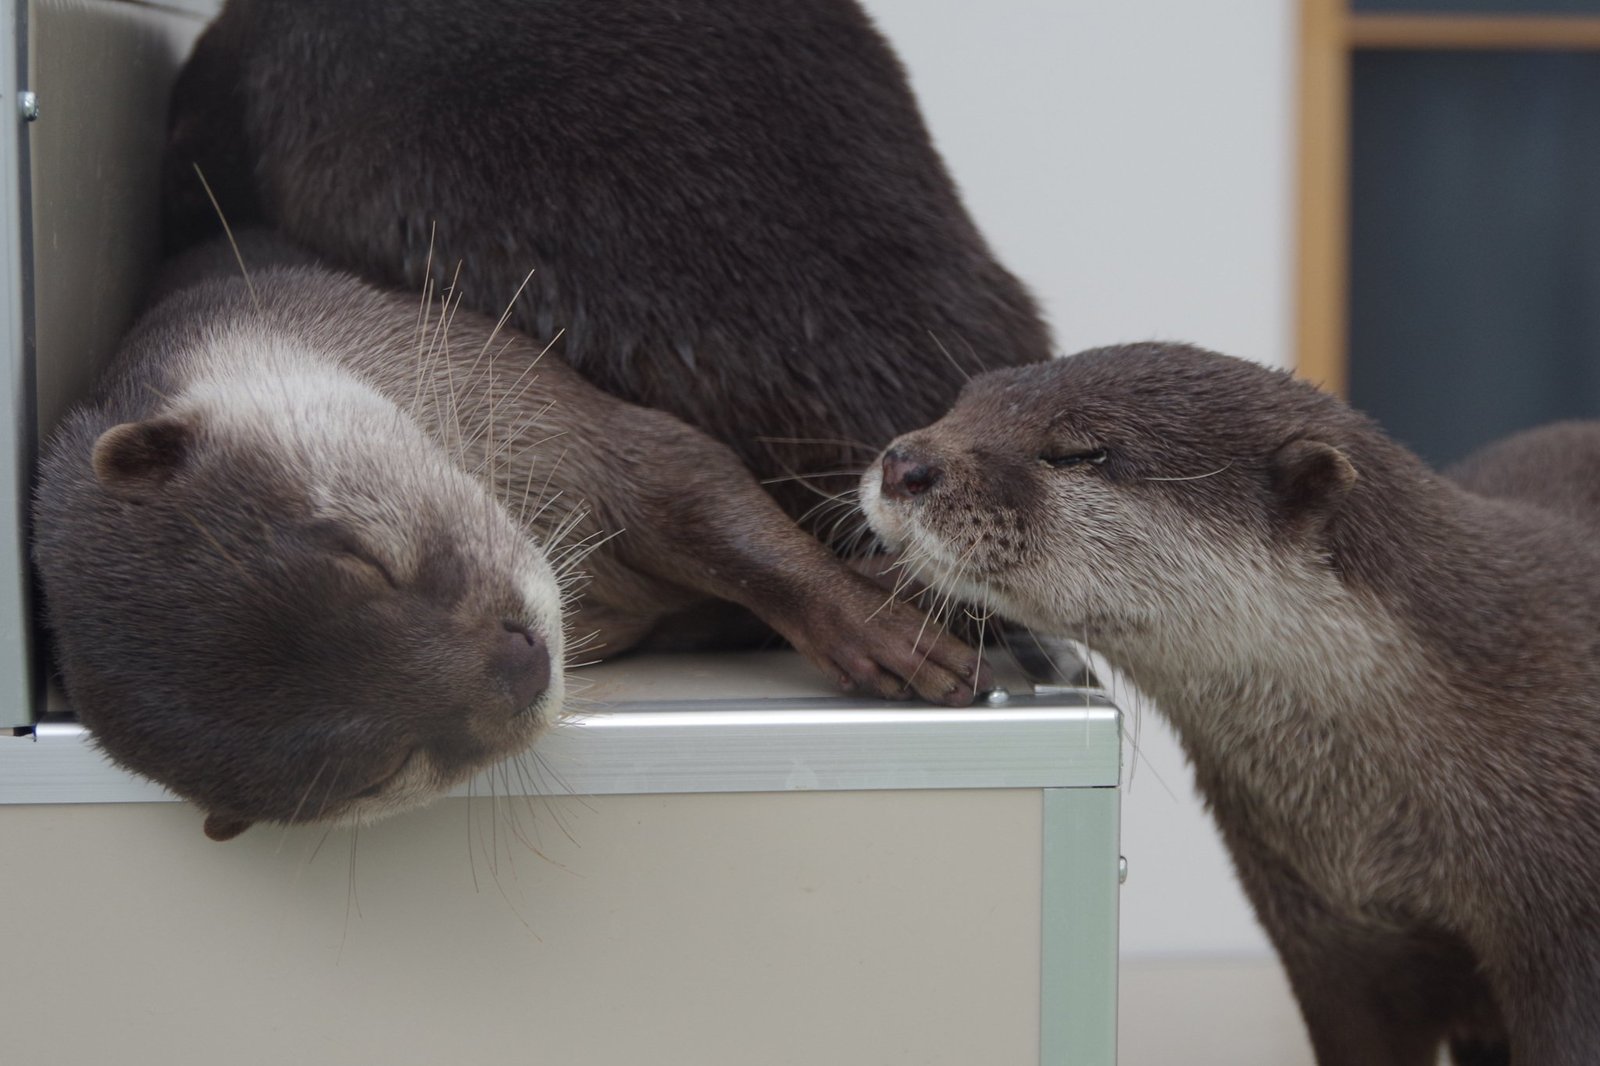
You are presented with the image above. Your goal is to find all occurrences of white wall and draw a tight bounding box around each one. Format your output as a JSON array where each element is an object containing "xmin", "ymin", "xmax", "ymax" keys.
[{"xmin": 861, "ymin": 0, "xmax": 1299, "ymax": 960}]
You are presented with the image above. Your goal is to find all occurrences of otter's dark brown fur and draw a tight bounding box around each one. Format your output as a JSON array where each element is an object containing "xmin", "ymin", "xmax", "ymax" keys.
[
  {"xmin": 863, "ymin": 342, "xmax": 1600, "ymax": 1065},
  {"xmin": 161, "ymin": 0, "xmax": 1052, "ymax": 528}
]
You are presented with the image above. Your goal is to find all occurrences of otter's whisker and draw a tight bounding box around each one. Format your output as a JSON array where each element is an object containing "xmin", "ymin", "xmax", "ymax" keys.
[
  {"xmin": 490, "ymin": 755, "xmax": 503, "ymax": 878},
  {"xmin": 753, "ymin": 434, "xmax": 880, "ymax": 455},
  {"xmin": 758, "ymin": 468, "xmax": 867, "ymax": 488},
  {"xmin": 278, "ymin": 756, "xmax": 334, "ymax": 853},
  {"xmin": 505, "ymin": 758, "xmax": 539, "ymax": 851},
  {"xmin": 1142, "ymin": 461, "xmax": 1234, "ymax": 482},
  {"xmin": 474, "ymin": 267, "xmax": 539, "ymax": 365},
  {"xmin": 957, "ymin": 333, "xmax": 992, "ymax": 374},
  {"xmin": 431, "ymin": 261, "xmax": 468, "ymax": 462},
  {"xmin": 178, "ymin": 509, "xmax": 248, "ymax": 576},
  {"xmin": 518, "ymin": 445, "xmax": 570, "ymax": 528},
  {"xmin": 409, "ymin": 221, "xmax": 440, "ymax": 419},
  {"xmin": 337, "ymin": 825, "xmax": 362, "ymax": 964},
  {"xmin": 529, "ymin": 749, "xmax": 584, "ymax": 847},
  {"xmin": 192, "ymin": 163, "xmax": 260, "ymax": 313},
  {"xmin": 795, "ymin": 488, "xmax": 858, "ymax": 530},
  {"xmin": 424, "ymin": 281, "xmax": 468, "ymax": 455},
  {"xmin": 550, "ymin": 528, "xmax": 620, "ymax": 582},
  {"xmin": 864, "ymin": 554, "xmax": 918, "ymax": 622},
  {"xmin": 470, "ymin": 410, "xmax": 551, "ymax": 478},
  {"xmin": 478, "ymin": 425, "xmax": 568, "ymax": 481},
  {"xmin": 966, "ymin": 602, "xmax": 992, "ymax": 700},
  {"xmin": 926, "ymin": 329, "xmax": 970, "ymax": 383},
  {"xmin": 824, "ymin": 496, "xmax": 871, "ymax": 551},
  {"xmin": 465, "ymin": 775, "xmax": 482, "ymax": 895},
  {"xmin": 460, "ymin": 330, "xmax": 564, "ymax": 455},
  {"xmin": 904, "ymin": 539, "xmax": 982, "ymax": 683}
]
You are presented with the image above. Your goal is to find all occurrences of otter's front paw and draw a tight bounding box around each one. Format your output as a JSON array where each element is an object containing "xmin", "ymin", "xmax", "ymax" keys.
[{"xmin": 783, "ymin": 572, "xmax": 992, "ymax": 707}]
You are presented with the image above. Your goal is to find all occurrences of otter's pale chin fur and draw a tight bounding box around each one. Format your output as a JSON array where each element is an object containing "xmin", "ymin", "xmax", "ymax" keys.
[{"xmin": 864, "ymin": 342, "xmax": 1600, "ymax": 1064}]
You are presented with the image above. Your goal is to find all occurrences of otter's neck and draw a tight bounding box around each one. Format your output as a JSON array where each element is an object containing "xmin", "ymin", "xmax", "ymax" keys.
[
  {"xmin": 1100, "ymin": 559, "xmax": 1435, "ymax": 737},
  {"xmin": 1094, "ymin": 462, "xmax": 1578, "ymax": 876},
  {"xmin": 1100, "ymin": 467, "xmax": 1522, "ymax": 757}
]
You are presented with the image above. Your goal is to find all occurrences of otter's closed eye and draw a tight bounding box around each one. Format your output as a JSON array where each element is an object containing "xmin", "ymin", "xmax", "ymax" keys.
[
  {"xmin": 337, "ymin": 543, "xmax": 398, "ymax": 588},
  {"xmin": 312, "ymin": 524, "xmax": 399, "ymax": 588},
  {"xmin": 349, "ymin": 749, "xmax": 416, "ymax": 800},
  {"xmin": 1039, "ymin": 447, "xmax": 1108, "ymax": 469}
]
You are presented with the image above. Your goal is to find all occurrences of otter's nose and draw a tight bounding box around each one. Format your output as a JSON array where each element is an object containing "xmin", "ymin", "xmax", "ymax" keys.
[
  {"xmin": 498, "ymin": 622, "xmax": 551, "ymax": 713},
  {"xmin": 880, "ymin": 447, "xmax": 943, "ymax": 500}
]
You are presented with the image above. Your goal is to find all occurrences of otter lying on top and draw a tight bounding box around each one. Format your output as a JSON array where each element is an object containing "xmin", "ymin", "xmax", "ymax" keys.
[{"xmin": 863, "ymin": 341, "xmax": 1600, "ymax": 1065}]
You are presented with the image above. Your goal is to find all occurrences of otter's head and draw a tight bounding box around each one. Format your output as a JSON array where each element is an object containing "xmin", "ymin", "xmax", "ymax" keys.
[
  {"xmin": 860, "ymin": 343, "xmax": 1364, "ymax": 667},
  {"xmin": 35, "ymin": 338, "xmax": 565, "ymax": 840}
]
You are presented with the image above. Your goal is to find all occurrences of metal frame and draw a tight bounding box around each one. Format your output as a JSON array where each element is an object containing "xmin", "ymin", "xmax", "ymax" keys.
[
  {"xmin": 0, "ymin": 0, "xmax": 35, "ymax": 729},
  {"xmin": 1041, "ymin": 786, "xmax": 1121, "ymax": 1066},
  {"xmin": 0, "ymin": 691, "xmax": 1120, "ymax": 803}
]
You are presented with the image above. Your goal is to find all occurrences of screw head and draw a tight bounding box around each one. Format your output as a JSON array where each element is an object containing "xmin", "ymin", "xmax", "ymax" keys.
[
  {"xmin": 982, "ymin": 687, "xmax": 1011, "ymax": 706},
  {"xmin": 18, "ymin": 91, "xmax": 38, "ymax": 122},
  {"xmin": 1118, "ymin": 855, "xmax": 1129, "ymax": 884}
]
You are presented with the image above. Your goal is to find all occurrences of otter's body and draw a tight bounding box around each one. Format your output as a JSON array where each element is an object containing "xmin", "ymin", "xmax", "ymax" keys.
[
  {"xmin": 863, "ymin": 344, "xmax": 1600, "ymax": 1065},
  {"xmin": 163, "ymin": 0, "xmax": 1052, "ymax": 526},
  {"xmin": 37, "ymin": 233, "xmax": 987, "ymax": 837}
]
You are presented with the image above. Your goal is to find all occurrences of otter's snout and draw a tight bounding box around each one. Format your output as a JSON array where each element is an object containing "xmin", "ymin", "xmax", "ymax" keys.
[
  {"xmin": 498, "ymin": 622, "xmax": 552, "ymax": 713},
  {"xmin": 880, "ymin": 447, "xmax": 943, "ymax": 500}
]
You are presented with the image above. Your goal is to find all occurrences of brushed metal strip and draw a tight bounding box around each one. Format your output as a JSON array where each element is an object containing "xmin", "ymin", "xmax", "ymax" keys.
[
  {"xmin": 0, "ymin": 697, "xmax": 1121, "ymax": 804},
  {"xmin": 0, "ymin": 0, "xmax": 36, "ymax": 728},
  {"xmin": 1039, "ymin": 786, "xmax": 1121, "ymax": 1066}
]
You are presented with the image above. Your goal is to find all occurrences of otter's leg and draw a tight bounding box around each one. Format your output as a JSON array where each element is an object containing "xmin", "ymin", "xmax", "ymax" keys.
[
  {"xmin": 1448, "ymin": 1039, "xmax": 1509, "ymax": 1066},
  {"xmin": 1277, "ymin": 953, "xmax": 1448, "ymax": 1066},
  {"xmin": 509, "ymin": 360, "xmax": 992, "ymax": 705},
  {"xmin": 1492, "ymin": 945, "xmax": 1600, "ymax": 1066},
  {"xmin": 1221, "ymin": 836, "xmax": 1458, "ymax": 1065}
]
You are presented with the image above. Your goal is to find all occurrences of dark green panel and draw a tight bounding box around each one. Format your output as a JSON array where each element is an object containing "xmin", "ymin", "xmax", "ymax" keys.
[{"xmin": 1347, "ymin": 50, "xmax": 1600, "ymax": 468}]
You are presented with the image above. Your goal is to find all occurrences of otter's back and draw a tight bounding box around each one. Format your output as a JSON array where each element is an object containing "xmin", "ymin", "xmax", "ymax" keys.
[
  {"xmin": 162, "ymin": 0, "xmax": 1053, "ymax": 526},
  {"xmin": 1447, "ymin": 421, "xmax": 1600, "ymax": 529}
]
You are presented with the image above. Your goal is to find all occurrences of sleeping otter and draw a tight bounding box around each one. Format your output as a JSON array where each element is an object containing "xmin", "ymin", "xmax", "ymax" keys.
[{"xmin": 35, "ymin": 232, "xmax": 986, "ymax": 839}]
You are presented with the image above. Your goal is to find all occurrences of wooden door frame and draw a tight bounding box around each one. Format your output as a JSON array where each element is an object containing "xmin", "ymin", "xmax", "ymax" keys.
[{"xmin": 1294, "ymin": 2, "xmax": 1600, "ymax": 396}]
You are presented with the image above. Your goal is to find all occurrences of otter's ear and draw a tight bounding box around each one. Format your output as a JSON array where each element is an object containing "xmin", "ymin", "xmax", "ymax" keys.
[
  {"xmin": 203, "ymin": 812, "xmax": 254, "ymax": 842},
  {"xmin": 1270, "ymin": 439, "xmax": 1357, "ymax": 533},
  {"xmin": 91, "ymin": 417, "xmax": 193, "ymax": 498}
]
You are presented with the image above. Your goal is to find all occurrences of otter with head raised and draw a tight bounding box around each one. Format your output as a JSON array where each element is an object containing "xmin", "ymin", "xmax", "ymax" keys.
[{"xmin": 862, "ymin": 342, "xmax": 1600, "ymax": 1064}]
